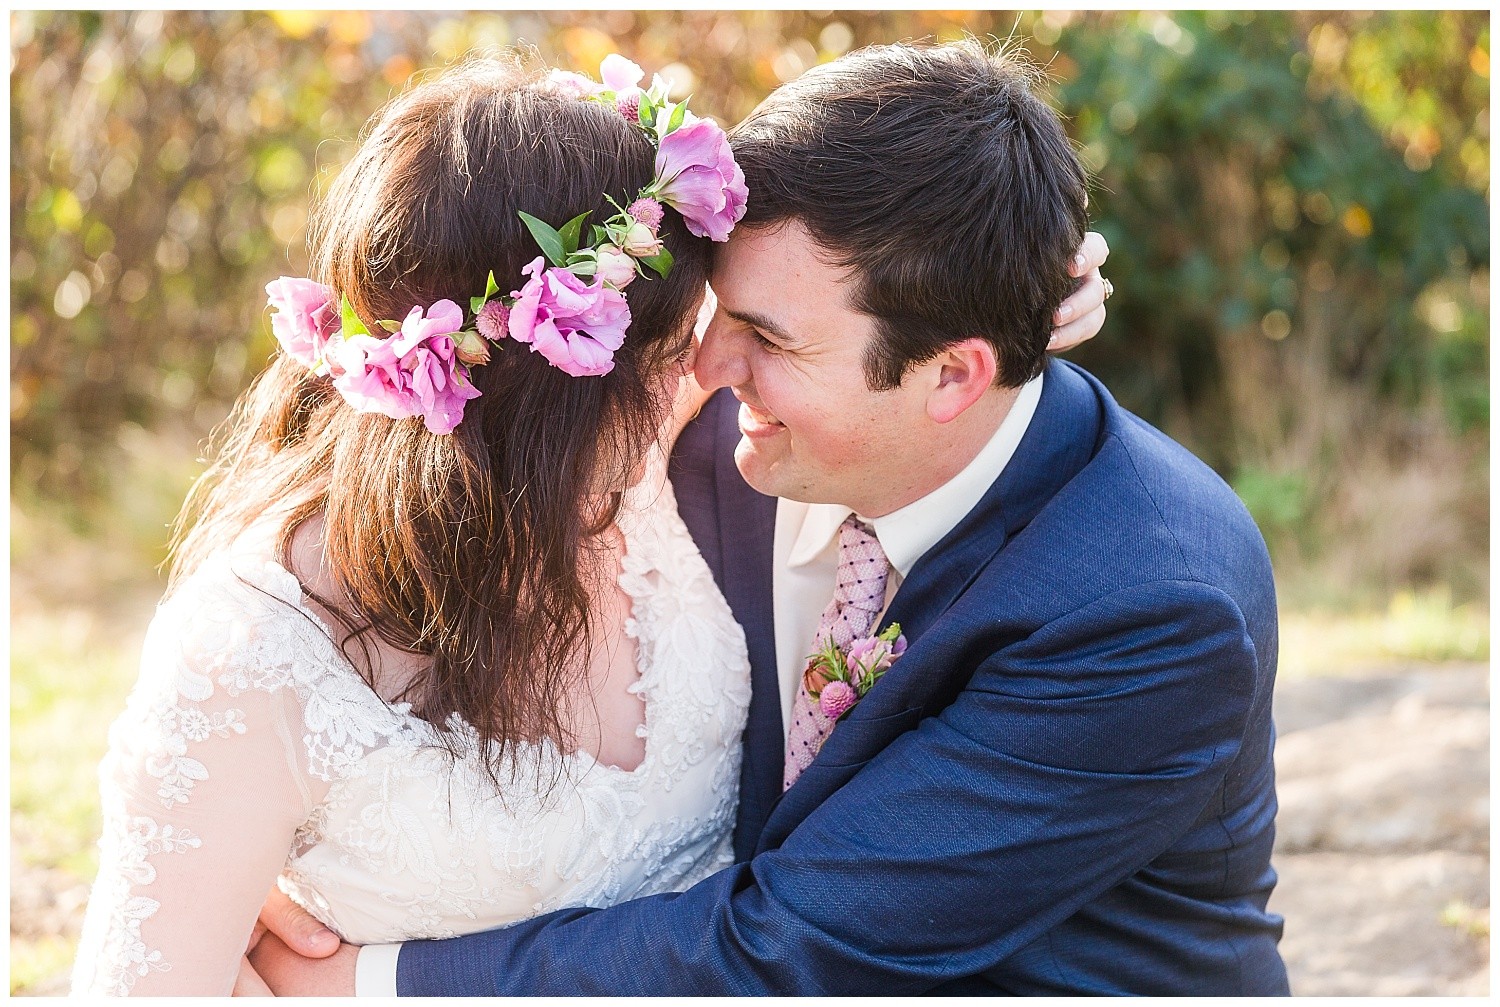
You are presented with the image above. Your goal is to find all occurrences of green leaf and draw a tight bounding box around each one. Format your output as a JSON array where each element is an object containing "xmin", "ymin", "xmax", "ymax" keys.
[
  {"xmin": 638, "ymin": 92, "xmax": 657, "ymax": 129},
  {"xmin": 470, "ymin": 270, "xmax": 502, "ymax": 315},
  {"xmin": 558, "ymin": 210, "xmax": 592, "ymax": 256},
  {"xmin": 665, "ymin": 100, "xmax": 687, "ymax": 133},
  {"xmin": 640, "ymin": 245, "xmax": 674, "ymax": 279},
  {"xmin": 590, "ymin": 224, "xmax": 609, "ymax": 247},
  {"xmin": 518, "ymin": 211, "xmax": 567, "ymax": 267},
  {"xmin": 339, "ymin": 295, "xmax": 370, "ymax": 339},
  {"xmin": 376, "ymin": 318, "xmax": 402, "ymax": 333}
]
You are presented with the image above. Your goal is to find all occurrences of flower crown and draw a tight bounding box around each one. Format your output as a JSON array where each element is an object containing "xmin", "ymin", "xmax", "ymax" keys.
[{"xmin": 265, "ymin": 55, "xmax": 748, "ymax": 435}]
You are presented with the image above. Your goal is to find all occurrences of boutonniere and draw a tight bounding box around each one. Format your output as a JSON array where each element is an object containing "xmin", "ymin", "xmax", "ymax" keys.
[{"xmin": 803, "ymin": 622, "xmax": 908, "ymax": 722}]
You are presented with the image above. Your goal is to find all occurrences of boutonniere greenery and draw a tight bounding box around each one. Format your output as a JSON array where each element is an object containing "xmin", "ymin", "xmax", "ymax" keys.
[{"xmin": 802, "ymin": 622, "xmax": 908, "ymax": 722}]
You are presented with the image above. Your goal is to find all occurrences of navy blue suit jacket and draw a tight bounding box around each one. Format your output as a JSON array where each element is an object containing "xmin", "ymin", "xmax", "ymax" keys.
[{"xmin": 398, "ymin": 360, "xmax": 1289, "ymax": 995}]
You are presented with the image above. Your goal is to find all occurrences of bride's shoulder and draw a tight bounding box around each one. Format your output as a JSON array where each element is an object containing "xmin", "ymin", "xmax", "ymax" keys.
[
  {"xmin": 157, "ymin": 515, "xmax": 334, "ymax": 630},
  {"xmin": 143, "ymin": 536, "xmax": 340, "ymax": 697},
  {"xmin": 157, "ymin": 553, "xmax": 296, "ymax": 630}
]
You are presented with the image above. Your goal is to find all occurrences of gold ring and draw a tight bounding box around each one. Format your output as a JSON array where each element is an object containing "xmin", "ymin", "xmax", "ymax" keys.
[{"xmin": 1102, "ymin": 278, "xmax": 1114, "ymax": 300}]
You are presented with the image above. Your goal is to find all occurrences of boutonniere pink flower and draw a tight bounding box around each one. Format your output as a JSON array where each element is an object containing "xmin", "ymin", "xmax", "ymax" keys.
[{"xmin": 803, "ymin": 622, "xmax": 908, "ymax": 722}]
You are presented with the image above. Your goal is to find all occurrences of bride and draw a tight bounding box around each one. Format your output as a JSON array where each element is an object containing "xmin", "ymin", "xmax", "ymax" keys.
[
  {"xmin": 71, "ymin": 53, "xmax": 754, "ymax": 995},
  {"xmin": 71, "ymin": 53, "xmax": 1106, "ymax": 996}
]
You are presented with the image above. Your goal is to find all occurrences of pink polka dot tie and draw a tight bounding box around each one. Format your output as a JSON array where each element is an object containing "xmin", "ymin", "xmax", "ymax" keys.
[{"xmin": 783, "ymin": 516, "xmax": 891, "ymax": 791}]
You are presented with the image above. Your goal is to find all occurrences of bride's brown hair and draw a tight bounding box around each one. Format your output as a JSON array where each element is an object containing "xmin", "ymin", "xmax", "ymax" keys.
[{"xmin": 169, "ymin": 55, "xmax": 711, "ymax": 772}]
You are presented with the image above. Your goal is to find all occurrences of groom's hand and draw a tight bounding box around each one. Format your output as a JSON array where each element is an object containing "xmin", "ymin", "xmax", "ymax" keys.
[{"xmin": 1050, "ymin": 230, "xmax": 1111, "ymax": 351}]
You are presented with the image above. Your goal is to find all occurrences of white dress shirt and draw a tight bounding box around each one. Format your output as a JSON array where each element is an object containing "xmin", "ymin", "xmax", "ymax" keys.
[
  {"xmin": 770, "ymin": 374, "xmax": 1042, "ymax": 731},
  {"xmin": 356, "ymin": 374, "xmax": 1043, "ymax": 995}
]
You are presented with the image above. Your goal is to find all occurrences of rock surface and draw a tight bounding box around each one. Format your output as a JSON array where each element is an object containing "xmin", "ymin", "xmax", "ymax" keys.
[{"xmin": 1269, "ymin": 662, "xmax": 1490, "ymax": 995}]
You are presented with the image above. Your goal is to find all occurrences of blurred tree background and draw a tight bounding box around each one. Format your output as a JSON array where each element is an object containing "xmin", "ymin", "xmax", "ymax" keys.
[
  {"xmin": 9, "ymin": 10, "xmax": 1489, "ymax": 995},
  {"xmin": 12, "ymin": 9, "xmax": 1488, "ymax": 603}
]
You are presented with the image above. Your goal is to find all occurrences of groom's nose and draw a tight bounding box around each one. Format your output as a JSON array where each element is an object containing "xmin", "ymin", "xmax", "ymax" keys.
[{"xmin": 693, "ymin": 314, "xmax": 751, "ymax": 392}]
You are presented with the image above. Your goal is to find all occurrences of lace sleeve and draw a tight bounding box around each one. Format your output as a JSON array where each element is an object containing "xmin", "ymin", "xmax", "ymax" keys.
[{"xmin": 70, "ymin": 562, "xmax": 333, "ymax": 996}]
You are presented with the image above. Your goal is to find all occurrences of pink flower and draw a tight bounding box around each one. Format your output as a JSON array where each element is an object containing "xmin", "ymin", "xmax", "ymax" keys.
[
  {"xmin": 330, "ymin": 299, "xmax": 480, "ymax": 435},
  {"xmin": 593, "ymin": 245, "xmax": 638, "ymax": 288},
  {"xmin": 546, "ymin": 69, "xmax": 601, "ymax": 98},
  {"xmin": 654, "ymin": 117, "xmax": 748, "ymax": 241},
  {"xmin": 507, "ymin": 257, "xmax": 632, "ymax": 378},
  {"xmin": 265, "ymin": 277, "xmax": 338, "ymax": 370},
  {"xmin": 475, "ymin": 300, "xmax": 510, "ymax": 342},
  {"xmin": 599, "ymin": 56, "xmax": 645, "ymax": 121},
  {"xmin": 618, "ymin": 220, "xmax": 664, "ymax": 258},
  {"xmin": 845, "ymin": 632, "xmax": 908, "ymax": 687},
  {"xmin": 802, "ymin": 659, "xmax": 833, "ymax": 698},
  {"xmin": 453, "ymin": 329, "xmax": 491, "ymax": 366},
  {"xmin": 390, "ymin": 298, "xmax": 465, "ymax": 353},
  {"xmin": 330, "ymin": 335, "xmax": 412, "ymax": 418},
  {"xmin": 819, "ymin": 680, "xmax": 857, "ymax": 720},
  {"xmin": 599, "ymin": 54, "xmax": 644, "ymax": 92},
  {"xmin": 626, "ymin": 197, "xmax": 664, "ymax": 232}
]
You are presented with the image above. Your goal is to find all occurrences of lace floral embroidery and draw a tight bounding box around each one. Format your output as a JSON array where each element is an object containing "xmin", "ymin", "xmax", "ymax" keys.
[
  {"xmin": 74, "ymin": 557, "xmax": 421, "ymax": 993},
  {"xmin": 76, "ymin": 452, "xmax": 752, "ymax": 987},
  {"xmin": 75, "ymin": 806, "xmax": 202, "ymax": 995}
]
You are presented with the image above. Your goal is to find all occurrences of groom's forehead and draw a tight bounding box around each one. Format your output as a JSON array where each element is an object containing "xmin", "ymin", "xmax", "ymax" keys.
[{"xmin": 712, "ymin": 221, "xmax": 856, "ymax": 303}]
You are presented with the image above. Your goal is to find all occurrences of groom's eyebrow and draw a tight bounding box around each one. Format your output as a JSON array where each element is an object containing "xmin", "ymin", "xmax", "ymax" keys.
[{"xmin": 727, "ymin": 308, "xmax": 799, "ymax": 345}]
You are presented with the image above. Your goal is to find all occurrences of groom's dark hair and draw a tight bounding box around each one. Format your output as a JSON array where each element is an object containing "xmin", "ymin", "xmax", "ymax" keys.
[{"xmin": 729, "ymin": 38, "xmax": 1089, "ymax": 389}]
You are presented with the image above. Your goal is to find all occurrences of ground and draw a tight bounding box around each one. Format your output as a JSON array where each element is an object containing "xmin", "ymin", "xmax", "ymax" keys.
[{"xmin": 1269, "ymin": 661, "xmax": 1489, "ymax": 995}]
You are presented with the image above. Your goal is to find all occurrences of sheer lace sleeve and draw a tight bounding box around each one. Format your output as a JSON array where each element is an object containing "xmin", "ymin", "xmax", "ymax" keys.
[{"xmin": 70, "ymin": 558, "xmax": 346, "ymax": 996}]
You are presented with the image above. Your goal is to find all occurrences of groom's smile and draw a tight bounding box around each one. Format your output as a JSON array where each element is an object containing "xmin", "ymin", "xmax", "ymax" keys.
[
  {"xmin": 696, "ymin": 220, "xmax": 989, "ymax": 518},
  {"xmin": 735, "ymin": 398, "xmax": 785, "ymax": 438}
]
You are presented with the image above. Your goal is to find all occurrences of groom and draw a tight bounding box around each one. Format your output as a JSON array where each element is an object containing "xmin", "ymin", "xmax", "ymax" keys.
[{"xmin": 257, "ymin": 40, "xmax": 1288, "ymax": 995}]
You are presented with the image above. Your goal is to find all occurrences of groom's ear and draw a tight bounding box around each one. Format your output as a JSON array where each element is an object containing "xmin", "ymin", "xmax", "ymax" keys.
[{"xmin": 924, "ymin": 337, "xmax": 999, "ymax": 425}]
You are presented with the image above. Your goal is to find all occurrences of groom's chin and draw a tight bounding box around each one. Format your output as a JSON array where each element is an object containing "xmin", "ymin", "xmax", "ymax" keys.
[
  {"xmin": 733, "ymin": 436, "xmax": 790, "ymax": 499},
  {"xmin": 734, "ymin": 437, "xmax": 829, "ymax": 505}
]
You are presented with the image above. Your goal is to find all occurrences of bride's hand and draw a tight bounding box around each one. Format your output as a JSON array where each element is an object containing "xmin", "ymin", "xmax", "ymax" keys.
[{"xmin": 1050, "ymin": 231, "xmax": 1111, "ymax": 352}]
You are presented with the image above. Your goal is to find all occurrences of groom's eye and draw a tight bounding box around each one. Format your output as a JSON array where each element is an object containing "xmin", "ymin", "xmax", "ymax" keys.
[{"xmin": 749, "ymin": 328, "xmax": 780, "ymax": 352}]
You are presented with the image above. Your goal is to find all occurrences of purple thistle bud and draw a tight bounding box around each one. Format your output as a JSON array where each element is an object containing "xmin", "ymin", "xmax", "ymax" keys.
[
  {"xmin": 476, "ymin": 300, "xmax": 510, "ymax": 342},
  {"xmin": 626, "ymin": 197, "xmax": 664, "ymax": 233},
  {"xmin": 819, "ymin": 680, "xmax": 857, "ymax": 720},
  {"xmin": 615, "ymin": 90, "xmax": 642, "ymax": 123}
]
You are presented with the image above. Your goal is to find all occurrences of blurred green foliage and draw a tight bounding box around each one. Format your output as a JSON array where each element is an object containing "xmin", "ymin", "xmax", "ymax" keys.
[{"xmin": 10, "ymin": 10, "xmax": 1490, "ymax": 602}]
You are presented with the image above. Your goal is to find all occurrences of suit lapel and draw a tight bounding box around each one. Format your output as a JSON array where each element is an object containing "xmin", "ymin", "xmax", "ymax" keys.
[
  {"xmin": 671, "ymin": 390, "xmax": 782, "ymax": 860},
  {"xmin": 882, "ymin": 359, "xmax": 1105, "ymax": 648},
  {"xmin": 761, "ymin": 361, "xmax": 1106, "ymax": 846}
]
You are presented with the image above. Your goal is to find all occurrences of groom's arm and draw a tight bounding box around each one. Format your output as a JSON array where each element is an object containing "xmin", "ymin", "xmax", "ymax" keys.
[{"xmin": 387, "ymin": 579, "xmax": 1259, "ymax": 995}]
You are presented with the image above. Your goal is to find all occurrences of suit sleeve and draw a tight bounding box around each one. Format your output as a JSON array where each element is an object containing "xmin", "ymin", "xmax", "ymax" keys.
[{"xmin": 397, "ymin": 579, "xmax": 1261, "ymax": 995}]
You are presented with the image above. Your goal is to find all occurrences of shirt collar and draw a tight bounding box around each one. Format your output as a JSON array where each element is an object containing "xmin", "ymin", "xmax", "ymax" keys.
[{"xmin": 786, "ymin": 372, "xmax": 1044, "ymax": 578}]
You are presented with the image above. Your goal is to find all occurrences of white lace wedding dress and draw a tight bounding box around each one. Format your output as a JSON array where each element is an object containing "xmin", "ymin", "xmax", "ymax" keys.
[{"xmin": 70, "ymin": 457, "xmax": 751, "ymax": 996}]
